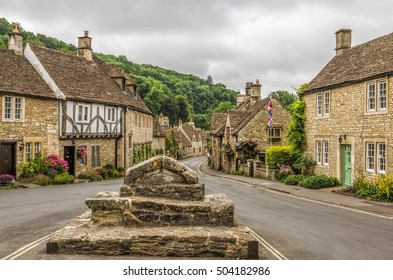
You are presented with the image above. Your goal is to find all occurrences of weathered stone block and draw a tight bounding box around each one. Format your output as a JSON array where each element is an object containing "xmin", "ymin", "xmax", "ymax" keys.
[{"xmin": 120, "ymin": 182, "xmax": 205, "ymax": 200}]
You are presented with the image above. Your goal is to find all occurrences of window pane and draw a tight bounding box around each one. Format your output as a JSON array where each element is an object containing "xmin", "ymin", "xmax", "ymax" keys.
[
  {"xmin": 316, "ymin": 141, "xmax": 322, "ymax": 164},
  {"xmin": 324, "ymin": 92, "xmax": 330, "ymax": 115},
  {"xmin": 378, "ymin": 81, "xmax": 386, "ymax": 110},
  {"xmin": 317, "ymin": 93, "xmax": 322, "ymax": 116},
  {"xmin": 323, "ymin": 141, "xmax": 329, "ymax": 165},
  {"xmin": 25, "ymin": 142, "xmax": 32, "ymax": 162},
  {"xmin": 78, "ymin": 105, "xmax": 83, "ymax": 121},
  {"xmin": 367, "ymin": 83, "xmax": 375, "ymax": 111},
  {"xmin": 377, "ymin": 143, "xmax": 386, "ymax": 173},
  {"xmin": 366, "ymin": 143, "xmax": 375, "ymax": 171},
  {"xmin": 34, "ymin": 142, "xmax": 41, "ymax": 154},
  {"xmin": 84, "ymin": 106, "xmax": 88, "ymax": 121},
  {"xmin": 5, "ymin": 96, "xmax": 12, "ymax": 119},
  {"xmin": 15, "ymin": 97, "xmax": 22, "ymax": 119}
]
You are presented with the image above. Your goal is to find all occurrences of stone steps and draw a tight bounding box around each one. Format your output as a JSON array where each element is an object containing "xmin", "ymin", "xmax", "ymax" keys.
[
  {"xmin": 86, "ymin": 194, "xmax": 234, "ymax": 227},
  {"xmin": 47, "ymin": 213, "xmax": 256, "ymax": 259}
]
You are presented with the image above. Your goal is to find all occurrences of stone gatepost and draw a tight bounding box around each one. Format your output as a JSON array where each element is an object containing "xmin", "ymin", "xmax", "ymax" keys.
[{"xmin": 47, "ymin": 155, "xmax": 259, "ymax": 259}]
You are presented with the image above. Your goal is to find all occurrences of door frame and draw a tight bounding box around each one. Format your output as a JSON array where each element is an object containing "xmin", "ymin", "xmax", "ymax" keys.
[
  {"xmin": 64, "ymin": 146, "xmax": 76, "ymax": 176},
  {"xmin": 0, "ymin": 141, "xmax": 17, "ymax": 176},
  {"xmin": 341, "ymin": 144, "xmax": 352, "ymax": 186}
]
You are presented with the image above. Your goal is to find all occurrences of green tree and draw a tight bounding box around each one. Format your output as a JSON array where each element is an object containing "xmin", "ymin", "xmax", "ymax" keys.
[
  {"xmin": 213, "ymin": 101, "xmax": 235, "ymax": 113},
  {"xmin": 275, "ymin": 90, "xmax": 298, "ymax": 109},
  {"xmin": 285, "ymin": 83, "xmax": 308, "ymax": 153},
  {"xmin": 175, "ymin": 95, "xmax": 190, "ymax": 122}
]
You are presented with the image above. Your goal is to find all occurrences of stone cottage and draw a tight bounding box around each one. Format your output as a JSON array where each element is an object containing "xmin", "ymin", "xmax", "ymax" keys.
[
  {"xmin": 210, "ymin": 80, "xmax": 291, "ymax": 173},
  {"xmin": 0, "ymin": 23, "xmax": 153, "ymax": 176},
  {"xmin": 303, "ymin": 29, "xmax": 393, "ymax": 186}
]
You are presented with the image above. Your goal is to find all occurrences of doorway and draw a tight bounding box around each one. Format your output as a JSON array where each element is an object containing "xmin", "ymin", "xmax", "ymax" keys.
[
  {"xmin": 64, "ymin": 146, "xmax": 75, "ymax": 176},
  {"xmin": 0, "ymin": 142, "xmax": 16, "ymax": 175},
  {"xmin": 341, "ymin": 144, "xmax": 352, "ymax": 186}
]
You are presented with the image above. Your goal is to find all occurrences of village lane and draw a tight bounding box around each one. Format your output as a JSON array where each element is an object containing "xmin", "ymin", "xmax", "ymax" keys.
[
  {"xmin": 1, "ymin": 156, "xmax": 393, "ymax": 260},
  {"xmin": 185, "ymin": 156, "xmax": 393, "ymax": 260},
  {"xmin": 0, "ymin": 179, "xmax": 121, "ymax": 259}
]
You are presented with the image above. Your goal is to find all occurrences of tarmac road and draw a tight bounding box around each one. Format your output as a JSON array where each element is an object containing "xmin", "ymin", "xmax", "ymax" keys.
[{"xmin": 1, "ymin": 156, "xmax": 392, "ymax": 260}]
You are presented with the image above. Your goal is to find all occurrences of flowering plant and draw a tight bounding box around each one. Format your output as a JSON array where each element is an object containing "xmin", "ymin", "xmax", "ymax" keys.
[
  {"xmin": 77, "ymin": 146, "xmax": 87, "ymax": 159},
  {"xmin": 46, "ymin": 154, "xmax": 69, "ymax": 173},
  {"xmin": 0, "ymin": 174, "xmax": 15, "ymax": 184}
]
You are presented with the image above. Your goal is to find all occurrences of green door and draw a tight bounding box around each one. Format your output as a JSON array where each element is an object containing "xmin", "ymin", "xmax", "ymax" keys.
[{"xmin": 341, "ymin": 144, "xmax": 352, "ymax": 186}]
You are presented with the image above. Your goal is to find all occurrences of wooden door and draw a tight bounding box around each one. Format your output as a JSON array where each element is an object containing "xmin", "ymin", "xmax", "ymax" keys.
[
  {"xmin": 341, "ymin": 144, "xmax": 352, "ymax": 186},
  {"xmin": 0, "ymin": 143, "xmax": 16, "ymax": 175},
  {"xmin": 64, "ymin": 146, "xmax": 75, "ymax": 176}
]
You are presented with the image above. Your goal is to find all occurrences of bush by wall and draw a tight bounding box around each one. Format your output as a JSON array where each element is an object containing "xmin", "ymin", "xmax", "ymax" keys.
[
  {"xmin": 52, "ymin": 173, "xmax": 75, "ymax": 185},
  {"xmin": 300, "ymin": 175, "xmax": 339, "ymax": 189},
  {"xmin": 353, "ymin": 173, "xmax": 393, "ymax": 201},
  {"xmin": 266, "ymin": 145, "xmax": 295, "ymax": 169}
]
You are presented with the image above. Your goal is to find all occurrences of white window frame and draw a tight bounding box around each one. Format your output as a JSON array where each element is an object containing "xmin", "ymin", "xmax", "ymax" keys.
[
  {"xmin": 367, "ymin": 83, "xmax": 376, "ymax": 112},
  {"xmin": 105, "ymin": 107, "xmax": 116, "ymax": 123},
  {"xmin": 377, "ymin": 143, "xmax": 386, "ymax": 174},
  {"xmin": 316, "ymin": 140, "xmax": 322, "ymax": 165},
  {"xmin": 378, "ymin": 80, "xmax": 387, "ymax": 111},
  {"xmin": 25, "ymin": 142, "xmax": 33, "ymax": 162},
  {"xmin": 366, "ymin": 142, "xmax": 375, "ymax": 172},
  {"xmin": 3, "ymin": 96, "xmax": 25, "ymax": 121},
  {"xmin": 323, "ymin": 141, "xmax": 329, "ymax": 166},
  {"xmin": 316, "ymin": 93, "xmax": 323, "ymax": 117},
  {"xmin": 324, "ymin": 92, "xmax": 330, "ymax": 116},
  {"xmin": 76, "ymin": 104, "xmax": 90, "ymax": 123}
]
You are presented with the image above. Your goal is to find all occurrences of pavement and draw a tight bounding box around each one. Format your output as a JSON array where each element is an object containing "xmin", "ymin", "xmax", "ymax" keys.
[{"xmin": 199, "ymin": 161, "xmax": 393, "ymax": 218}]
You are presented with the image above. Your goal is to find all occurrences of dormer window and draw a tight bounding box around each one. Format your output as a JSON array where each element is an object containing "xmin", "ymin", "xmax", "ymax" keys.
[{"xmin": 121, "ymin": 78, "xmax": 126, "ymax": 92}]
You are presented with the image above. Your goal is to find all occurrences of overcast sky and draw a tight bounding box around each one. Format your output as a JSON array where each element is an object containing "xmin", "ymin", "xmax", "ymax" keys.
[{"xmin": 2, "ymin": 0, "xmax": 393, "ymax": 96}]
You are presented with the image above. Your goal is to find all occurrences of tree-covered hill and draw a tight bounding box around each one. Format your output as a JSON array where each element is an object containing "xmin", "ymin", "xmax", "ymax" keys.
[{"xmin": 0, "ymin": 18, "xmax": 236, "ymax": 129}]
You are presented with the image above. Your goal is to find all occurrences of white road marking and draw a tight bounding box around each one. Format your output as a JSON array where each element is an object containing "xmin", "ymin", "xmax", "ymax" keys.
[
  {"xmin": 2, "ymin": 229, "xmax": 61, "ymax": 260},
  {"xmin": 248, "ymin": 228, "xmax": 288, "ymax": 260}
]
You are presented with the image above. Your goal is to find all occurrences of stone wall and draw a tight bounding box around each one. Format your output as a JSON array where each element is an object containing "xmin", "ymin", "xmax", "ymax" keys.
[
  {"xmin": 0, "ymin": 95, "xmax": 59, "ymax": 174},
  {"xmin": 304, "ymin": 76, "xmax": 393, "ymax": 183},
  {"xmin": 59, "ymin": 138, "xmax": 117, "ymax": 175},
  {"xmin": 238, "ymin": 98, "xmax": 290, "ymax": 152}
]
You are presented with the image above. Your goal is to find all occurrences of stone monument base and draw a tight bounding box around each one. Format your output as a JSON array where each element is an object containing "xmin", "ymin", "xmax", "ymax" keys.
[{"xmin": 47, "ymin": 211, "xmax": 258, "ymax": 259}]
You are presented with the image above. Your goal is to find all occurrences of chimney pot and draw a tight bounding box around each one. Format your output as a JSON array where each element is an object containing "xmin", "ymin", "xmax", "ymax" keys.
[
  {"xmin": 84, "ymin": 31, "xmax": 89, "ymax": 37},
  {"xmin": 8, "ymin": 22, "xmax": 23, "ymax": 55},
  {"xmin": 335, "ymin": 29, "xmax": 352, "ymax": 55}
]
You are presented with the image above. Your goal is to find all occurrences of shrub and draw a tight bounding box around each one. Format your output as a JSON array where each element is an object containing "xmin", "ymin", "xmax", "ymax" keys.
[
  {"xmin": 116, "ymin": 167, "xmax": 126, "ymax": 172},
  {"xmin": 46, "ymin": 154, "xmax": 69, "ymax": 173},
  {"xmin": 52, "ymin": 173, "xmax": 74, "ymax": 185},
  {"xmin": 354, "ymin": 173, "xmax": 393, "ymax": 201},
  {"xmin": 89, "ymin": 174, "xmax": 103, "ymax": 181},
  {"xmin": 235, "ymin": 170, "xmax": 244, "ymax": 176},
  {"xmin": 266, "ymin": 145, "xmax": 295, "ymax": 169},
  {"xmin": 112, "ymin": 170, "xmax": 120, "ymax": 178},
  {"xmin": 0, "ymin": 174, "xmax": 15, "ymax": 184},
  {"xmin": 300, "ymin": 175, "xmax": 339, "ymax": 189},
  {"xmin": 292, "ymin": 153, "xmax": 316, "ymax": 175},
  {"xmin": 34, "ymin": 174, "xmax": 51, "ymax": 186},
  {"xmin": 284, "ymin": 174, "xmax": 304, "ymax": 185}
]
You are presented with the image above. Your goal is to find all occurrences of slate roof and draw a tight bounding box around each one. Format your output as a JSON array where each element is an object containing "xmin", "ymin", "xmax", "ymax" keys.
[
  {"xmin": 232, "ymin": 98, "xmax": 269, "ymax": 134},
  {"xmin": 28, "ymin": 44, "xmax": 151, "ymax": 114},
  {"xmin": 0, "ymin": 49, "xmax": 55, "ymax": 98},
  {"xmin": 210, "ymin": 113, "xmax": 227, "ymax": 136},
  {"xmin": 173, "ymin": 130, "xmax": 192, "ymax": 147},
  {"xmin": 305, "ymin": 32, "xmax": 393, "ymax": 93}
]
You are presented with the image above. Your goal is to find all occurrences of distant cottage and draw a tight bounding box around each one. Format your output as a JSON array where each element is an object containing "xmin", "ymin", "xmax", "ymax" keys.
[
  {"xmin": 303, "ymin": 29, "xmax": 393, "ymax": 185},
  {"xmin": 0, "ymin": 23, "xmax": 153, "ymax": 176},
  {"xmin": 210, "ymin": 80, "xmax": 291, "ymax": 173}
]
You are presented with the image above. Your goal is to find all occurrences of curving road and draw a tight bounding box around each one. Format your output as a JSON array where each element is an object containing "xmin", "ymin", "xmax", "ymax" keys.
[{"xmin": 0, "ymin": 156, "xmax": 392, "ymax": 259}]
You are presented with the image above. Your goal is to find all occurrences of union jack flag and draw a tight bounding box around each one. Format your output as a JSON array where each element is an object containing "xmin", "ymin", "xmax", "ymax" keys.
[{"xmin": 267, "ymin": 94, "xmax": 273, "ymax": 127}]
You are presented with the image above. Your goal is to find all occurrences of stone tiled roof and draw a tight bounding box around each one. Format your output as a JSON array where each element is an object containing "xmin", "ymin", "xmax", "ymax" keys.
[
  {"xmin": 0, "ymin": 49, "xmax": 55, "ymax": 98},
  {"xmin": 210, "ymin": 113, "xmax": 227, "ymax": 135},
  {"xmin": 174, "ymin": 130, "xmax": 192, "ymax": 147},
  {"xmin": 232, "ymin": 97, "xmax": 269, "ymax": 134},
  {"xmin": 305, "ymin": 32, "xmax": 393, "ymax": 93},
  {"xmin": 228, "ymin": 110, "xmax": 249, "ymax": 130},
  {"xmin": 29, "ymin": 44, "xmax": 151, "ymax": 114}
]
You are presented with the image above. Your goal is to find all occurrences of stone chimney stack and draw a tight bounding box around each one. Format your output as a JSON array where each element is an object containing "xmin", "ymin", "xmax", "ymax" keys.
[
  {"xmin": 8, "ymin": 23, "xmax": 23, "ymax": 55},
  {"xmin": 77, "ymin": 31, "xmax": 93, "ymax": 60},
  {"xmin": 335, "ymin": 29, "xmax": 352, "ymax": 55}
]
